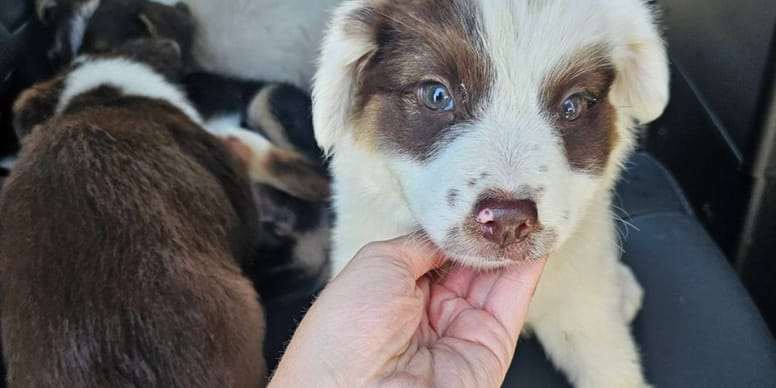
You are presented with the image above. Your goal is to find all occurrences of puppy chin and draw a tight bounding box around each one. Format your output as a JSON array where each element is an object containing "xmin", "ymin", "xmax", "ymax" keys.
[{"xmin": 437, "ymin": 229, "xmax": 555, "ymax": 269}]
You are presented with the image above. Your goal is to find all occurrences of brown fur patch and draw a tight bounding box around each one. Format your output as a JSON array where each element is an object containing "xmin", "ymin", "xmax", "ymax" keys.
[
  {"xmin": 1, "ymin": 91, "xmax": 266, "ymax": 386},
  {"xmin": 346, "ymin": 0, "xmax": 493, "ymax": 160},
  {"xmin": 12, "ymin": 75, "xmax": 67, "ymax": 140},
  {"xmin": 81, "ymin": 0, "xmax": 195, "ymax": 60},
  {"xmin": 539, "ymin": 45, "xmax": 618, "ymax": 174},
  {"xmin": 227, "ymin": 137, "xmax": 330, "ymax": 202}
]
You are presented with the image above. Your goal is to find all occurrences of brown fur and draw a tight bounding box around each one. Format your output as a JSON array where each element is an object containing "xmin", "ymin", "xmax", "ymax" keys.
[
  {"xmin": 81, "ymin": 0, "xmax": 195, "ymax": 60},
  {"xmin": 1, "ymin": 71, "xmax": 266, "ymax": 387},
  {"xmin": 345, "ymin": 0, "xmax": 493, "ymax": 160},
  {"xmin": 539, "ymin": 45, "xmax": 618, "ymax": 174},
  {"xmin": 37, "ymin": 0, "xmax": 195, "ymax": 67},
  {"xmin": 12, "ymin": 75, "xmax": 66, "ymax": 139},
  {"xmin": 222, "ymin": 137, "xmax": 330, "ymax": 203}
]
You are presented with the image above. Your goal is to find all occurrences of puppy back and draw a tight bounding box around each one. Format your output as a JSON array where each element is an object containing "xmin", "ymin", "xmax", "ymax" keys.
[{"xmin": 0, "ymin": 99, "xmax": 264, "ymax": 387}]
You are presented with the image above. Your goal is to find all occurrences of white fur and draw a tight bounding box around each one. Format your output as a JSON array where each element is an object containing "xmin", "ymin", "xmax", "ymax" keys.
[
  {"xmin": 57, "ymin": 58, "xmax": 202, "ymax": 124},
  {"xmin": 247, "ymin": 85, "xmax": 295, "ymax": 149},
  {"xmin": 148, "ymin": 0, "xmax": 181, "ymax": 5},
  {"xmin": 314, "ymin": 1, "xmax": 669, "ymax": 387},
  {"xmin": 68, "ymin": 0, "xmax": 101, "ymax": 56},
  {"xmin": 181, "ymin": 0, "xmax": 342, "ymax": 90}
]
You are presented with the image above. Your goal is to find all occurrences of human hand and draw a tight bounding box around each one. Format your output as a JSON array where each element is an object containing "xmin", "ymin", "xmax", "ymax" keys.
[{"xmin": 269, "ymin": 235, "xmax": 547, "ymax": 387}]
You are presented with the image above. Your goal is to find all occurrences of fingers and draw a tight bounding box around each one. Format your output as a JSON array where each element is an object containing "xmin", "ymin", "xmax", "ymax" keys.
[
  {"xmin": 351, "ymin": 234, "xmax": 448, "ymax": 280},
  {"xmin": 484, "ymin": 257, "xmax": 547, "ymax": 343}
]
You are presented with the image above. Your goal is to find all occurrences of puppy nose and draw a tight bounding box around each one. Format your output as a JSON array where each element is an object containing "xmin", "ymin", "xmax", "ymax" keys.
[{"xmin": 474, "ymin": 198, "xmax": 539, "ymax": 247}]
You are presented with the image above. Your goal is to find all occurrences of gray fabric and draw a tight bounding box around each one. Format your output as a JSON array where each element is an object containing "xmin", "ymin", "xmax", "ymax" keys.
[
  {"xmin": 502, "ymin": 213, "xmax": 776, "ymax": 387},
  {"xmin": 0, "ymin": 0, "xmax": 30, "ymax": 33},
  {"xmin": 616, "ymin": 152, "xmax": 695, "ymax": 218}
]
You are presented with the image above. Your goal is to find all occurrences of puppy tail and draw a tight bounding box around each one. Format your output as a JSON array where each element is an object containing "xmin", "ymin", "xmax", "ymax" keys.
[{"xmin": 213, "ymin": 126, "xmax": 330, "ymax": 202}]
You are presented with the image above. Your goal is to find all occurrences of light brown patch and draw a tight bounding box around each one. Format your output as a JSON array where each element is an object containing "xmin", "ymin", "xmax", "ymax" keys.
[
  {"xmin": 12, "ymin": 75, "xmax": 66, "ymax": 139},
  {"xmin": 232, "ymin": 138, "xmax": 330, "ymax": 202},
  {"xmin": 344, "ymin": 0, "xmax": 493, "ymax": 160},
  {"xmin": 540, "ymin": 45, "xmax": 618, "ymax": 174}
]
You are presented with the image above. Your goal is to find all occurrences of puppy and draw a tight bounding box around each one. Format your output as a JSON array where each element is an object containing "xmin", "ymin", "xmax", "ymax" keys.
[
  {"xmin": 184, "ymin": 72, "xmax": 332, "ymax": 298},
  {"xmin": 179, "ymin": 0, "xmax": 342, "ymax": 90},
  {"xmin": 2, "ymin": 39, "xmax": 266, "ymax": 387},
  {"xmin": 35, "ymin": 0, "xmax": 194, "ymax": 68},
  {"xmin": 314, "ymin": 1, "xmax": 669, "ymax": 387}
]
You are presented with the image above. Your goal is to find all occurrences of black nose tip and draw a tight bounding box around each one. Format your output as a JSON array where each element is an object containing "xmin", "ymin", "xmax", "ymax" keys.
[{"xmin": 473, "ymin": 198, "xmax": 539, "ymax": 247}]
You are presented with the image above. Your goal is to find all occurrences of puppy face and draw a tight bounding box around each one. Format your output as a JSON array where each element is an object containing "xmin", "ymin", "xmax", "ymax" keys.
[
  {"xmin": 315, "ymin": 0, "xmax": 669, "ymax": 267},
  {"xmin": 81, "ymin": 0, "xmax": 195, "ymax": 58}
]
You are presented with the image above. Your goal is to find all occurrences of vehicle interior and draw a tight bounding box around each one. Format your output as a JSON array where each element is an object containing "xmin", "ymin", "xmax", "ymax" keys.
[{"xmin": 1, "ymin": 0, "xmax": 775, "ymax": 386}]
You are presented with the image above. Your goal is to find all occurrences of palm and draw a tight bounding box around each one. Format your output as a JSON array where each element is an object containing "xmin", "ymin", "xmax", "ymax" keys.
[
  {"xmin": 376, "ymin": 266, "xmax": 536, "ymax": 387},
  {"xmin": 269, "ymin": 239, "xmax": 544, "ymax": 388}
]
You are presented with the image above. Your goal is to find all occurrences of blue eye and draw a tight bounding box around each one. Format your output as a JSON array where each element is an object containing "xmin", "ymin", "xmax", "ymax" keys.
[
  {"xmin": 419, "ymin": 82, "xmax": 454, "ymax": 111},
  {"xmin": 560, "ymin": 93, "xmax": 596, "ymax": 121}
]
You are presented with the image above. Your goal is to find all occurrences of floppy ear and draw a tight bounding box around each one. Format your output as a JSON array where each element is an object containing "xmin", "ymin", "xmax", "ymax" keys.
[
  {"xmin": 137, "ymin": 13, "xmax": 160, "ymax": 38},
  {"xmin": 608, "ymin": 1, "xmax": 670, "ymax": 125},
  {"xmin": 312, "ymin": 0, "xmax": 379, "ymax": 155},
  {"xmin": 12, "ymin": 76, "xmax": 66, "ymax": 140}
]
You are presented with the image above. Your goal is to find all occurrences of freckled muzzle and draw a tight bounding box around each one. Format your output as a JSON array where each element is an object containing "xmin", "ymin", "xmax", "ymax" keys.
[{"xmin": 440, "ymin": 188, "xmax": 552, "ymax": 266}]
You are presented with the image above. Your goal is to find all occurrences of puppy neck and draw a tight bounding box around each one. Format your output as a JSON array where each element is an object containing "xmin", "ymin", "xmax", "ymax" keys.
[{"xmin": 57, "ymin": 57, "xmax": 202, "ymax": 124}]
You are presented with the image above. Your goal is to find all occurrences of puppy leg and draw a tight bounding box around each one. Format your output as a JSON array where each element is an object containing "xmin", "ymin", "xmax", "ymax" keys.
[
  {"xmin": 212, "ymin": 126, "xmax": 329, "ymax": 202},
  {"xmin": 528, "ymin": 257, "xmax": 650, "ymax": 388},
  {"xmin": 618, "ymin": 263, "xmax": 644, "ymax": 323}
]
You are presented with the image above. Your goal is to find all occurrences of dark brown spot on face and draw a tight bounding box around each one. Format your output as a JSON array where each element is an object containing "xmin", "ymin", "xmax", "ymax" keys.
[
  {"xmin": 540, "ymin": 45, "xmax": 618, "ymax": 174},
  {"xmin": 447, "ymin": 189, "xmax": 459, "ymax": 207},
  {"xmin": 347, "ymin": 0, "xmax": 493, "ymax": 160}
]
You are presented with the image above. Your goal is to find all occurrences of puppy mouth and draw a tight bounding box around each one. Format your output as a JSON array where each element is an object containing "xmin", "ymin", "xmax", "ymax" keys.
[{"xmin": 439, "ymin": 228, "xmax": 553, "ymax": 268}]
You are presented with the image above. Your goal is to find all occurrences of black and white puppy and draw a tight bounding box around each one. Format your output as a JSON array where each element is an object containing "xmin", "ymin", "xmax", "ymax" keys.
[
  {"xmin": 314, "ymin": 1, "xmax": 669, "ymax": 387},
  {"xmin": 184, "ymin": 72, "xmax": 332, "ymax": 298},
  {"xmin": 3, "ymin": 39, "xmax": 266, "ymax": 387}
]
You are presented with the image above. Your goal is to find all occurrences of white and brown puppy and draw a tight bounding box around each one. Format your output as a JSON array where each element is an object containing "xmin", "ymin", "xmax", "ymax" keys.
[{"xmin": 314, "ymin": 1, "xmax": 669, "ymax": 387}]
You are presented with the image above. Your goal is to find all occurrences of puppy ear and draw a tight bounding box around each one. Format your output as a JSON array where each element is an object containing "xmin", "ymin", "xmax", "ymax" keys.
[
  {"xmin": 137, "ymin": 13, "xmax": 160, "ymax": 38},
  {"xmin": 608, "ymin": 1, "xmax": 670, "ymax": 125},
  {"xmin": 12, "ymin": 76, "xmax": 66, "ymax": 140},
  {"xmin": 312, "ymin": 1, "xmax": 379, "ymax": 155}
]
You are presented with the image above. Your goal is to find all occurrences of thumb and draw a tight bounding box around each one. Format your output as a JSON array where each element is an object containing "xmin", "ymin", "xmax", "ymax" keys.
[{"xmin": 345, "ymin": 234, "xmax": 447, "ymax": 280}]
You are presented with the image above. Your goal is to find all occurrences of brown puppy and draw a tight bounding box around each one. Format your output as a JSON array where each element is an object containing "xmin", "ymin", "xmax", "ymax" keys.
[
  {"xmin": 35, "ymin": 0, "xmax": 195, "ymax": 68},
  {"xmin": 1, "ymin": 39, "xmax": 266, "ymax": 387}
]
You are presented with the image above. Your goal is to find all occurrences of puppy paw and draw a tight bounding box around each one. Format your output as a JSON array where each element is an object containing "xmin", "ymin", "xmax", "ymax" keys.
[
  {"xmin": 618, "ymin": 263, "xmax": 644, "ymax": 323},
  {"xmin": 218, "ymin": 127, "xmax": 330, "ymax": 202}
]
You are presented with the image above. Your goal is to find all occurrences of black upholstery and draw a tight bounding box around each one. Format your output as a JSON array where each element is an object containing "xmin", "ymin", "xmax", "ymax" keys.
[{"xmin": 263, "ymin": 153, "xmax": 776, "ymax": 387}]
